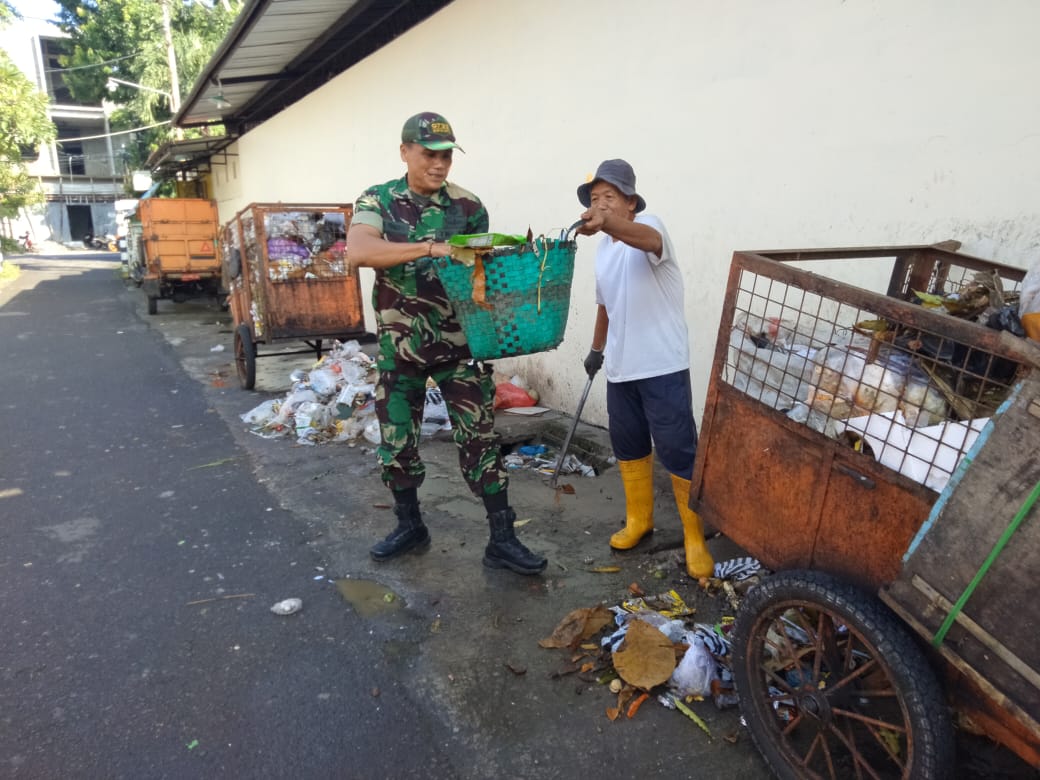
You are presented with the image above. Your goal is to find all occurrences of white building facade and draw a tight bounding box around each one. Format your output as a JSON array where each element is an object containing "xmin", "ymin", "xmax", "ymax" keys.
[
  {"xmin": 199, "ymin": 0, "xmax": 1040, "ymax": 426},
  {"xmin": 0, "ymin": 15, "xmax": 121, "ymax": 244}
]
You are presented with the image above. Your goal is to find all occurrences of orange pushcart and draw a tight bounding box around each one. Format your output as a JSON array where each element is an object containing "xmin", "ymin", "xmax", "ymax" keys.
[{"xmin": 221, "ymin": 203, "xmax": 366, "ymax": 389}]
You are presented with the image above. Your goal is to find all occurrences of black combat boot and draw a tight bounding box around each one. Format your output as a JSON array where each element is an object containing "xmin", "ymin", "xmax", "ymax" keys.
[
  {"xmin": 483, "ymin": 507, "xmax": 547, "ymax": 575},
  {"xmin": 370, "ymin": 502, "xmax": 430, "ymax": 561}
]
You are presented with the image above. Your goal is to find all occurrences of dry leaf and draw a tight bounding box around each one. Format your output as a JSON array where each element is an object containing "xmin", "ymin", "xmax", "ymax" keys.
[
  {"xmin": 628, "ymin": 582, "xmax": 645, "ymax": 597},
  {"xmin": 471, "ymin": 256, "xmax": 494, "ymax": 311},
  {"xmin": 580, "ymin": 662, "xmax": 595, "ymax": 673},
  {"xmin": 538, "ymin": 606, "xmax": 614, "ymax": 649},
  {"xmin": 504, "ymin": 663, "xmax": 527, "ymax": 676},
  {"xmin": 612, "ymin": 619, "xmax": 677, "ymax": 690},
  {"xmin": 606, "ymin": 707, "xmax": 621, "ymax": 722},
  {"xmin": 616, "ymin": 685, "xmax": 635, "ymax": 715},
  {"xmin": 588, "ymin": 566, "xmax": 621, "ymax": 573}
]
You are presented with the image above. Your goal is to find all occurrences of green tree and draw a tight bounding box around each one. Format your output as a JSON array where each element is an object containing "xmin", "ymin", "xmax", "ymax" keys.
[
  {"xmin": 0, "ymin": 3, "xmax": 58, "ymax": 220},
  {"xmin": 55, "ymin": 0, "xmax": 241, "ymax": 170}
]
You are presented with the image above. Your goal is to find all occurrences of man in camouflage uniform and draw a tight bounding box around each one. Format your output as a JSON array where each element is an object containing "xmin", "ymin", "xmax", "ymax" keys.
[{"xmin": 347, "ymin": 111, "xmax": 547, "ymax": 575}]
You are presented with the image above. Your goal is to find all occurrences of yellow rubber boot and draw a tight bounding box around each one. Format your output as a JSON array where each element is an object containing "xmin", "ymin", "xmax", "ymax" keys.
[
  {"xmin": 610, "ymin": 454, "xmax": 655, "ymax": 550},
  {"xmin": 671, "ymin": 474, "xmax": 715, "ymax": 579}
]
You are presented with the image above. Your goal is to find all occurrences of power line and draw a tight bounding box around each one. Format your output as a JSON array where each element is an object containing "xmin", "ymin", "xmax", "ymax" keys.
[
  {"xmin": 45, "ymin": 51, "xmax": 144, "ymax": 73},
  {"xmin": 55, "ymin": 120, "xmax": 171, "ymax": 142}
]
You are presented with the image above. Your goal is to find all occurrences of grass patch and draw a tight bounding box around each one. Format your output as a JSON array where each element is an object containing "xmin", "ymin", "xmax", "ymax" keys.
[{"xmin": 0, "ymin": 261, "xmax": 20, "ymax": 283}]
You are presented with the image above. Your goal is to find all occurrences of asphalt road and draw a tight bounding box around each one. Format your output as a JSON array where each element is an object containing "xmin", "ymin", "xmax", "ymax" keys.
[{"xmin": 0, "ymin": 254, "xmax": 459, "ymax": 778}]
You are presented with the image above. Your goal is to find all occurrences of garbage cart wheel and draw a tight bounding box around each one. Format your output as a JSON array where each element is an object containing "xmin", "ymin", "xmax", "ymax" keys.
[
  {"xmin": 234, "ymin": 324, "xmax": 256, "ymax": 390},
  {"xmin": 147, "ymin": 296, "xmax": 158, "ymax": 315},
  {"xmin": 731, "ymin": 569, "xmax": 953, "ymax": 780}
]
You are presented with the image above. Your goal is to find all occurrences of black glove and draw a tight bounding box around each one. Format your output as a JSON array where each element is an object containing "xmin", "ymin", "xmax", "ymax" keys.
[{"xmin": 583, "ymin": 348, "xmax": 604, "ymax": 378}]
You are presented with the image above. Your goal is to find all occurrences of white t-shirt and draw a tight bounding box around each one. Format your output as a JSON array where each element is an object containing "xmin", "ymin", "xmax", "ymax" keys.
[{"xmin": 594, "ymin": 213, "xmax": 690, "ymax": 383}]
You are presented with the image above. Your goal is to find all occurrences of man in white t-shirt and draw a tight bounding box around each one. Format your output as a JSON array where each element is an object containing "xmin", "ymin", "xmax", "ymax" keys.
[{"xmin": 575, "ymin": 159, "xmax": 714, "ymax": 579}]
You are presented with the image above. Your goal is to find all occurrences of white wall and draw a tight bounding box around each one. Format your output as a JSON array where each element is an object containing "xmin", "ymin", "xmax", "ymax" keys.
[{"xmin": 212, "ymin": 0, "xmax": 1040, "ymax": 425}]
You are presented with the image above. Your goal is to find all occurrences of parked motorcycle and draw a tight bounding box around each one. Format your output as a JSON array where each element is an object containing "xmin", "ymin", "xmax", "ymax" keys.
[{"xmin": 83, "ymin": 232, "xmax": 116, "ymax": 251}]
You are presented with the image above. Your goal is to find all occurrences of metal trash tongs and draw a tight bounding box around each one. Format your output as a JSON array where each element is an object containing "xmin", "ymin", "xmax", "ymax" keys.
[
  {"xmin": 550, "ymin": 374, "xmax": 595, "ymax": 488},
  {"xmin": 549, "ymin": 218, "xmax": 594, "ymax": 490}
]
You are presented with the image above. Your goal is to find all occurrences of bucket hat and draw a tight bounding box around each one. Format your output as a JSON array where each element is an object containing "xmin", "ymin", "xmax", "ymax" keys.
[
  {"xmin": 401, "ymin": 111, "xmax": 464, "ymax": 152},
  {"xmin": 577, "ymin": 159, "xmax": 646, "ymax": 213}
]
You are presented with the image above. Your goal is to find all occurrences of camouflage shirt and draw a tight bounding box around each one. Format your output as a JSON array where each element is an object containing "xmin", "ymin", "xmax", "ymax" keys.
[{"xmin": 353, "ymin": 175, "xmax": 489, "ymax": 369}]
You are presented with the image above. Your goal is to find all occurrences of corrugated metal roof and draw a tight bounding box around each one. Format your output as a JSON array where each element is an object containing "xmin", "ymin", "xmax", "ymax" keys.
[{"xmin": 175, "ymin": 0, "xmax": 451, "ymax": 130}]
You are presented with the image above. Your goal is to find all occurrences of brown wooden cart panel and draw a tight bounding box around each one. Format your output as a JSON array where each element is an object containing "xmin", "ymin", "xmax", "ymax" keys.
[{"xmin": 881, "ymin": 369, "xmax": 1040, "ymax": 758}]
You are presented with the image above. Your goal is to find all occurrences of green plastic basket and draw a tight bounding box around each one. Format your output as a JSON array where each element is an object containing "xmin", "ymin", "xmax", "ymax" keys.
[{"xmin": 434, "ymin": 238, "xmax": 577, "ymax": 360}]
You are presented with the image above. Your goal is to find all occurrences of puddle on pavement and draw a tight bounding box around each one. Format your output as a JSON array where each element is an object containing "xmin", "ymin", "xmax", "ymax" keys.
[{"xmin": 336, "ymin": 578, "xmax": 405, "ymax": 617}]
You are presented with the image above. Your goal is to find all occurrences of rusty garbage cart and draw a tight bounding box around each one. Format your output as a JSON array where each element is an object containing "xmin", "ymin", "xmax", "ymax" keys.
[
  {"xmin": 221, "ymin": 203, "xmax": 365, "ymax": 389},
  {"xmin": 691, "ymin": 244, "xmax": 1040, "ymax": 777}
]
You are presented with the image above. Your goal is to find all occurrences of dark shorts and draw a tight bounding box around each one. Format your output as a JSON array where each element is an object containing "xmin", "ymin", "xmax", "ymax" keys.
[{"xmin": 606, "ymin": 369, "xmax": 698, "ymax": 478}]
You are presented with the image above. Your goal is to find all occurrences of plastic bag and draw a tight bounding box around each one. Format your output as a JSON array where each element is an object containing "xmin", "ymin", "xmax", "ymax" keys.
[
  {"xmin": 494, "ymin": 382, "xmax": 535, "ymax": 410},
  {"xmin": 294, "ymin": 401, "xmax": 332, "ymax": 434},
  {"xmin": 336, "ymin": 383, "xmax": 375, "ymax": 418},
  {"xmin": 240, "ymin": 399, "xmax": 280, "ymax": 427},
  {"xmin": 268, "ymin": 388, "xmax": 318, "ymax": 428},
  {"xmin": 422, "ymin": 387, "xmax": 451, "ymax": 436},
  {"xmin": 669, "ymin": 634, "xmax": 718, "ymax": 698},
  {"xmin": 307, "ymin": 367, "xmax": 340, "ymax": 397},
  {"xmin": 1019, "ymin": 257, "xmax": 1040, "ymax": 318},
  {"xmin": 362, "ymin": 418, "xmax": 382, "ymax": 446}
]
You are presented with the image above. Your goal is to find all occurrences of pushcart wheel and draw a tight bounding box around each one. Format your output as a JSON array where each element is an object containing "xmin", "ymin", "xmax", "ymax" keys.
[
  {"xmin": 234, "ymin": 324, "xmax": 256, "ymax": 390},
  {"xmin": 732, "ymin": 569, "xmax": 954, "ymax": 780},
  {"xmin": 147, "ymin": 296, "xmax": 158, "ymax": 315}
]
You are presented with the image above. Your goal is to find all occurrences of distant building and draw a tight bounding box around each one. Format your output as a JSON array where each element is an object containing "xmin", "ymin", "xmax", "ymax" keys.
[{"xmin": 0, "ymin": 14, "xmax": 120, "ymax": 244}]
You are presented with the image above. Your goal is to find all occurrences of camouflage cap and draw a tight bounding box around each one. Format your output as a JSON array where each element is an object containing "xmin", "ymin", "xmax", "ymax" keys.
[{"xmin": 401, "ymin": 112, "xmax": 465, "ymax": 152}]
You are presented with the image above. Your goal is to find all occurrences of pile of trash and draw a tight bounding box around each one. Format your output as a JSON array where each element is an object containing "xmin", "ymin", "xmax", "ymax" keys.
[
  {"xmin": 503, "ymin": 444, "xmax": 598, "ymax": 478},
  {"xmin": 540, "ymin": 557, "xmax": 763, "ymax": 733},
  {"xmin": 238, "ymin": 343, "xmax": 531, "ymax": 447},
  {"xmin": 729, "ymin": 274, "xmax": 1032, "ymax": 492},
  {"xmin": 240, "ymin": 340, "xmax": 381, "ymax": 445}
]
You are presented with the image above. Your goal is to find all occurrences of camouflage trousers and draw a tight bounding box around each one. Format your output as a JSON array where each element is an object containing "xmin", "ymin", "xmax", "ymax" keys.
[{"xmin": 375, "ymin": 359, "xmax": 508, "ymax": 498}]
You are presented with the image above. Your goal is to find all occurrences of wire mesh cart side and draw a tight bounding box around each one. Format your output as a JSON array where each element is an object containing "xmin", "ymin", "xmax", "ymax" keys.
[
  {"xmin": 220, "ymin": 203, "xmax": 364, "ymax": 390},
  {"xmin": 690, "ymin": 244, "xmax": 1040, "ymax": 775}
]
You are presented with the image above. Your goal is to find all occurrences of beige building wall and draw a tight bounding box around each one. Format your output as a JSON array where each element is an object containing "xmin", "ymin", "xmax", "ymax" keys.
[{"xmin": 211, "ymin": 0, "xmax": 1040, "ymax": 426}]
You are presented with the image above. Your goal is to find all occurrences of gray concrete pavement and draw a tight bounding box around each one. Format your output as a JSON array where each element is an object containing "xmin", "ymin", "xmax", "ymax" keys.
[{"xmin": 124, "ymin": 262, "xmax": 771, "ymax": 778}]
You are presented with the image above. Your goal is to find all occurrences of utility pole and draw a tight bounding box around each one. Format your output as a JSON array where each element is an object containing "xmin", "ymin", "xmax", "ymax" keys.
[{"xmin": 161, "ymin": 0, "xmax": 183, "ymax": 137}]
